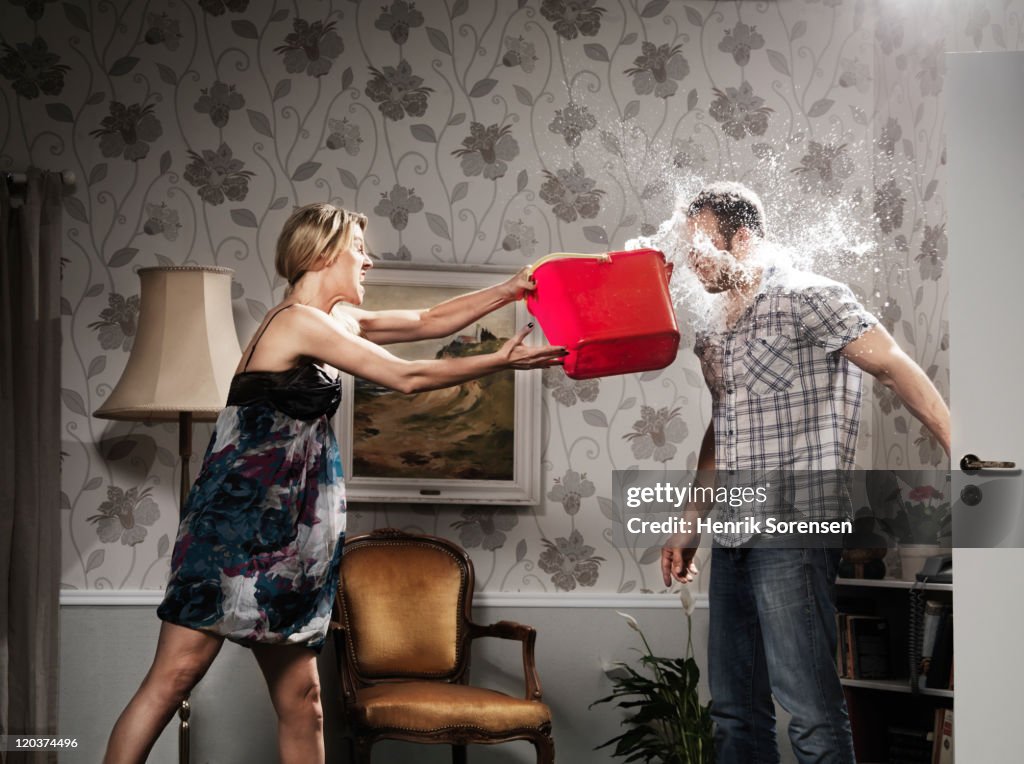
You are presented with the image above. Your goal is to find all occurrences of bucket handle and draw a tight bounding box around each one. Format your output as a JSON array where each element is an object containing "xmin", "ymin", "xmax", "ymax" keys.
[{"xmin": 528, "ymin": 251, "xmax": 612, "ymax": 276}]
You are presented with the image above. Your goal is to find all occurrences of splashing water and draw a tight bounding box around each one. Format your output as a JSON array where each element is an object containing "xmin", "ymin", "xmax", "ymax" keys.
[
  {"xmin": 539, "ymin": 101, "xmax": 892, "ymax": 337},
  {"xmin": 532, "ymin": 77, "xmax": 925, "ymax": 343}
]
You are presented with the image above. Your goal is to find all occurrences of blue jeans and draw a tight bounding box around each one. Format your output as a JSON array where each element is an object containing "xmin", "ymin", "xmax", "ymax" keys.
[{"xmin": 708, "ymin": 545, "xmax": 855, "ymax": 764}]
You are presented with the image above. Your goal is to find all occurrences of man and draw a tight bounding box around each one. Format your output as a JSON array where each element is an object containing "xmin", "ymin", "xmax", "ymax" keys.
[{"xmin": 660, "ymin": 182, "xmax": 951, "ymax": 763}]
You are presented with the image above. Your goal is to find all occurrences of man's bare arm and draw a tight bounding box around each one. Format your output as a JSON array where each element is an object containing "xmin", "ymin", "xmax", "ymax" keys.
[
  {"xmin": 661, "ymin": 420, "xmax": 716, "ymax": 585},
  {"xmin": 841, "ymin": 325, "xmax": 951, "ymax": 456}
]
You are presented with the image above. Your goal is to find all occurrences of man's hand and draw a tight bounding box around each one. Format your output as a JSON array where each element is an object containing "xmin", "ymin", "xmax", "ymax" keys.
[{"xmin": 661, "ymin": 531, "xmax": 701, "ymax": 586}]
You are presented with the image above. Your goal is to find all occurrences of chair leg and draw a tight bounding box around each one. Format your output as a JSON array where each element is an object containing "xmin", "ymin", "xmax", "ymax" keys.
[
  {"xmin": 452, "ymin": 743, "xmax": 467, "ymax": 764},
  {"xmin": 354, "ymin": 737, "xmax": 373, "ymax": 764},
  {"xmin": 533, "ymin": 732, "xmax": 554, "ymax": 764}
]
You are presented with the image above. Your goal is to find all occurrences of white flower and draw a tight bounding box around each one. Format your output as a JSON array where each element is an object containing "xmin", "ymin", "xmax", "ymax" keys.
[
  {"xmin": 679, "ymin": 586, "xmax": 696, "ymax": 616},
  {"xmin": 616, "ymin": 611, "xmax": 641, "ymax": 632}
]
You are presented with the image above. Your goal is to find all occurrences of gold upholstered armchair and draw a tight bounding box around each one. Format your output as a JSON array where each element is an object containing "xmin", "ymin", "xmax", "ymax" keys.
[{"xmin": 330, "ymin": 528, "xmax": 555, "ymax": 763}]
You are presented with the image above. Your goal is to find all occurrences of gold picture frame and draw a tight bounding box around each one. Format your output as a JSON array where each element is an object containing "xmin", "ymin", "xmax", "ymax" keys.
[{"xmin": 334, "ymin": 264, "xmax": 541, "ymax": 504}]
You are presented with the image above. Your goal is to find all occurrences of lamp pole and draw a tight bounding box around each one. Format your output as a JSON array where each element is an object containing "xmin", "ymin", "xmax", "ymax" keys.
[
  {"xmin": 177, "ymin": 410, "xmax": 193, "ymax": 764},
  {"xmin": 178, "ymin": 412, "xmax": 192, "ymax": 514}
]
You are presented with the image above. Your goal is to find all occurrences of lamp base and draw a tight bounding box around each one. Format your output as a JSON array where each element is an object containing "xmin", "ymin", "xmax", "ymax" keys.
[{"xmin": 178, "ymin": 699, "xmax": 190, "ymax": 764}]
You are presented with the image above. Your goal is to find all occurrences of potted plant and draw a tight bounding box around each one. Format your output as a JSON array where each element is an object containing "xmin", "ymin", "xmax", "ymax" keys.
[
  {"xmin": 890, "ymin": 483, "xmax": 951, "ymax": 579},
  {"xmin": 866, "ymin": 471, "xmax": 951, "ymax": 579},
  {"xmin": 590, "ymin": 588, "xmax": 714, "ymax": 763}
]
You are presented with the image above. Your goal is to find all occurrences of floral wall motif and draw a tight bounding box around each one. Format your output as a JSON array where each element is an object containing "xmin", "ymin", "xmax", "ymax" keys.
[{"xmin": 3, "ymin": 0, "xmax": 1018, "ymax": 594}]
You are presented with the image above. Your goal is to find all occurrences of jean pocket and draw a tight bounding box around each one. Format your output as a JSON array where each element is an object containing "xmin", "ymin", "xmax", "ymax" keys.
[{"xmin": 744, "ymin": 335, "xmax": 795, "ymax": 395}]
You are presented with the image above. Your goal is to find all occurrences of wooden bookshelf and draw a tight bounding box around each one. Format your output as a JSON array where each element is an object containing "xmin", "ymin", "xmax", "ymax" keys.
[
  {"xmin": 840, "ymin": 677, "xmax": 954, "ymax": 699},
  {"xmin": 837, "ymin": 577, "xmax": 953, "ymax": 762},
  {"xmin": 836, "ymin": 577, "xmax": 952, "ymax": 592}
]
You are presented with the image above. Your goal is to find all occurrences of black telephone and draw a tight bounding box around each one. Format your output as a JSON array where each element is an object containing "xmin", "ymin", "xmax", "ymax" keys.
[{"xmin": 916, "ymin": 554, "xmax": 953, "ymax": 584}]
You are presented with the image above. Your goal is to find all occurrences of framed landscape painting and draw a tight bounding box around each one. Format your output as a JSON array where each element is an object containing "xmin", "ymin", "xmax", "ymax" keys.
[{"xmin": 333, "ymin": 264, "xmax": 541, "ymax": 504}]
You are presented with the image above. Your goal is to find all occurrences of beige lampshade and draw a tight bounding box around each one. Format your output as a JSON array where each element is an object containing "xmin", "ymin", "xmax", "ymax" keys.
[{"xmin": 94, "ymin": 266, "xmax": 242, "ymax": 423}]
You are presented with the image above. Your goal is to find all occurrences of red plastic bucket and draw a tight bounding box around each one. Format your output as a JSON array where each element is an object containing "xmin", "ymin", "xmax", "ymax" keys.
[{"xmin": 526, "ymin": 249, "xmax": 680, "ymax": 380}]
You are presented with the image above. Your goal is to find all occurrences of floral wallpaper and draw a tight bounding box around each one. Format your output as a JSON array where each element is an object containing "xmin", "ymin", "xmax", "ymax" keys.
[{"xmin": 2, "ymin": 0, "xmax": 1017, "ymax": 595}]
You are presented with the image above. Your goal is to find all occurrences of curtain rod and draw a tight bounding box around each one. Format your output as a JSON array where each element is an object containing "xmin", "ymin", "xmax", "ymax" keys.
[{"xmin": 4, "ymin": 170, "xmax": 77, "ymax": 186}]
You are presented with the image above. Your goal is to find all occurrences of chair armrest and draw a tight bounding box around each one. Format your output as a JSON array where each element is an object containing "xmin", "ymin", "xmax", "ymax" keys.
[
  {"xmin": 328, "ymin": 619, "xmax": 358, "ymax": 703},
  {"xmin": 468, "ymin": 620, "xmax": 543, "ymax": 702}
]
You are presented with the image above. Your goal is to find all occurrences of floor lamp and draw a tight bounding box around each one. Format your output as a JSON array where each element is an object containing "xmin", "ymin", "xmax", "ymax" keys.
[{"xmin": 94, "ymin": 265, "xmax": 241, "ymax": 764}]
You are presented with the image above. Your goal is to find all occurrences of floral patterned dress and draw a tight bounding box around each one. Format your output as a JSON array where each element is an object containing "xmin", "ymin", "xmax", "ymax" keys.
[{"xmin": 156, "ymin": 359, "xmax": 346, "ymax": 654}]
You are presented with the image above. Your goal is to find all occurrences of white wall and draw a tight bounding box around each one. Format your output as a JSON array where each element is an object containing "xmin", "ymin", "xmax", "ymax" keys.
[{"xmin": 61, "ymin": 597, "xmax": 800, "ymax": 764}]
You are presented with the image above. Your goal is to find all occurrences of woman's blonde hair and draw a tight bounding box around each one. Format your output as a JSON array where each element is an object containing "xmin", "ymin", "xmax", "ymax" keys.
[
  {"xmin": 276, "ymin": 202, "xmax": 368, "ymax": 286},
  {"xmin": 276, "ymin": 202, "xmax": 368, "ymax": 334}
]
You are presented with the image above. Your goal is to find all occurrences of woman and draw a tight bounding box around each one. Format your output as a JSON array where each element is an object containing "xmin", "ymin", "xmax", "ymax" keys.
[{"xmin": 102, "ymin": 203, "xmax": 565, "ymax": 763}]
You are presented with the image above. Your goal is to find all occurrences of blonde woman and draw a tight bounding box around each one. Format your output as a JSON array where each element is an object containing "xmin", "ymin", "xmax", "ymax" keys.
[{"xmin": 102, "ymin": 203, "xmax": 566, "ymax": 763}]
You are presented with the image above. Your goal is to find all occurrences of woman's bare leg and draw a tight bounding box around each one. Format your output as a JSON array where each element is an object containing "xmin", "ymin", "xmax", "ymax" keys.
[
  {"xmin": 251, "ymin": 642, "xmax": 325, "ymax": 764},
  {"xmin": 102, "ymin": 621, "xmax": 224, "ymax": 764}
]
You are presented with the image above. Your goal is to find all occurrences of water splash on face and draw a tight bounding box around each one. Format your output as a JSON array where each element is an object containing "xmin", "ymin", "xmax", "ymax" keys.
[
  {"xmin": 536, "ymin": 87, "xmax": 908, "ymax": 338},
  {"xmin": 605, "ymin": 134, "xmax": 885, "ymax": 336}
]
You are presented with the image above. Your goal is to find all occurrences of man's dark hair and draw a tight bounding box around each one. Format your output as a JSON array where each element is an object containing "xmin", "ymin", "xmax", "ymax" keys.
[{"xmin": 686, "ymin": 181, "xmax": 766, "ymax": 247}]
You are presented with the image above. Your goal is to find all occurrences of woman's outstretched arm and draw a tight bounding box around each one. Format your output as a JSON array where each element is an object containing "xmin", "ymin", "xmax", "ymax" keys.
[
  {"xmin": 290, "ymin": 304, "xmax": 564, "ymax": 393},
  {"xmin": 336, "ymin": 268, "xmax": 535, "ymax": 345}
]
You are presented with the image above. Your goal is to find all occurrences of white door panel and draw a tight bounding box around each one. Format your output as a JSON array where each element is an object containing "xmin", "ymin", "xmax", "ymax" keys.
[{"xmin": 948, "ymin": 51, "xmax": 1024, "ymax": 762}]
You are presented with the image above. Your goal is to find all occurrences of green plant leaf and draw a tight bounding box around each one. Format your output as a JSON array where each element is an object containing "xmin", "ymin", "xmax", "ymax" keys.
[{"xmin": 592, "ymin": 620, "xmax": 714, "ymax": 762}]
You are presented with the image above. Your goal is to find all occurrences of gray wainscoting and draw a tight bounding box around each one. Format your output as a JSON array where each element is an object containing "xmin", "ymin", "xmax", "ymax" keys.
[{"xmin": 60, "ymin": 596, "xmax": 795, "ymax": 763}]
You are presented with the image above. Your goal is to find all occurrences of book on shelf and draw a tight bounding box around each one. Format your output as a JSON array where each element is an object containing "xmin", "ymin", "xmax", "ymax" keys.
[
  {"xmin": 921, "ymin": 600, "xmax": 951, "ymax": 678},
  {"xmin": 837, "ymin": 612, "xmax": 856, "ymax": 677},
  {"xmin": 926, "ymin": 612, "xmax": 954, "ymax": 690},
  {"xmin": 887, "ymin": 724, "xmax": 934, "ymax": 764},
  {"xmin": 931, "ymin": 707, "xmax": 953, "ymax": 764},
  {"xmin": 845, "ymin": 614, "xmax": 856, "ymax": 677},
  {"xmin": 836, "ymin": 612, "xmax": 845, "ymax": 676},
  {"xmin": 836, "ymin": 613, "xmax": 890, "ymax": 680},
  {"xmin": 850, "ymin": 615, "xmax": 890, "ymax": 679}
]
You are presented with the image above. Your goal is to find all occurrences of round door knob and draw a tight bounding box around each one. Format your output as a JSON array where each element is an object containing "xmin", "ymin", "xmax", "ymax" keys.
[{"xmin": 960, "ymin": 484, "xmax": 983, "ymax": 506}]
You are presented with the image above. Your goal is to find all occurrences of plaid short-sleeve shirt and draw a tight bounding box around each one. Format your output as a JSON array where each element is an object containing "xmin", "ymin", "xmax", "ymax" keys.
[{"xmin": 693, "ymin": 265, "xmax": 879, "ymax": 546}]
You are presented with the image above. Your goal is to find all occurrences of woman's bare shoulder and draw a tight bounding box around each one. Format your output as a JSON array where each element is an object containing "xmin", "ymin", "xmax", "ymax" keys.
[{"xmin": 239, "ymin": 303, "xmax": 343, "ymax": 372}]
